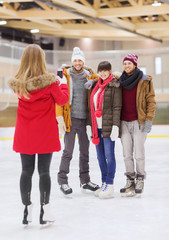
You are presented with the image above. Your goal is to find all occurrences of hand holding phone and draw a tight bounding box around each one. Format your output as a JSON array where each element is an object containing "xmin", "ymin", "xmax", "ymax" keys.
[
  {"xmin": 57, "ymin": 69, "xmax": 63, "ymax": 78},
  {"xmin": 56, "ymin": 69, "xmax": 67, "ymax": 85}
]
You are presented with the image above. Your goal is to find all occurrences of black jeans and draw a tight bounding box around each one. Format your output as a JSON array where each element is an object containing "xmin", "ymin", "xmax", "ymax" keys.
[{"xmin": 20, "ymin": 153, "xmax": 53, "ymax": 205}]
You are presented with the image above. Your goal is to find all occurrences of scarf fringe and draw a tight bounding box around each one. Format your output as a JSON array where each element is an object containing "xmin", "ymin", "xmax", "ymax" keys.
[{"xmin": 92, "ymin": 137, "xmax": 100, "ymax": 145}]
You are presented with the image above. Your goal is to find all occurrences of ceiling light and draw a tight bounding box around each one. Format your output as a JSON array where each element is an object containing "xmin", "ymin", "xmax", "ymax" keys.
[
  {"xmin": 0, "ymin": 1, "xmax": 3, "ymax": 3},
  {"xmin": 30, "ymin": 29, "xmax": 39, "ymax": 33},
  {"xmin": 0, "ymin": 20, "xmax": 7, "ymax": 25},
  {"xmin": 144, "ymin": 16, "xmax": 149, "ymax": 21},
  {"xmin": 152, "ymin": 15, "xmax": 158, "ymax": 21},
  {"xmin": 152, "ymin": 1, "xmax": 161, "ymax": 6}
]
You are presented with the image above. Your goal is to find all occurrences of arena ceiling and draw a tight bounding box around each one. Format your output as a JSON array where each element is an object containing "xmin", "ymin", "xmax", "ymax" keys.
[{"xmin": 0, "ymin": 0, "xmax": 169, "ymax": 43}]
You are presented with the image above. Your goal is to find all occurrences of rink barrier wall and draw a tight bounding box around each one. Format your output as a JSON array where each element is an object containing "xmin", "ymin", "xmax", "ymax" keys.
[
  {"xmin": 1, "ymin": 125, "xmax": 169, "ymax": 140},
  {"xmin": 0, "ymin": 135, "xmax": 169, "ymax": 141}
]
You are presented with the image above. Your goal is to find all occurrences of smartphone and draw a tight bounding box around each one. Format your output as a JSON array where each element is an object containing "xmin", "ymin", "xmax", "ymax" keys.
[{"xmin": 57, "ymin": 69, "xmax": 63, "ymax": 78}]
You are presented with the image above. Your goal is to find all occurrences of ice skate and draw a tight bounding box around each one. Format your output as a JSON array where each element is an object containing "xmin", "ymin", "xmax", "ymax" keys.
[
  {"xmin": 81, "ymin": 181, "xmax": 99, "ymax": 193},
  {"xmin": 99, "ymin": 184, "xmax": 114, "ymax": 199},
  {"xmin": 40, "ymin": 204, "xmax": 55, "ymax": 225},
  {"xmin": 22, "ymin": 203, "xmax": 33, "ymax": 225},
  {"xmin": 60, "ymin": 184, "xmax": 73, "ymax": 195},
  {"xmin": 94, "ymin": 182, "xmax": 106, "ymax": 197},
  {"xmin": 135, "ymin": 175, "xmax": 144, "ymax": 195},
  {"xmin": 120, "ymin": 175, "xmax": 136, "ymax": 197}
]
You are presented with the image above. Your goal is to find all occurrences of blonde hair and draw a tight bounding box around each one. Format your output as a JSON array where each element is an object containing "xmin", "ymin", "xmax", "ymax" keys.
[{"xmin": 15, "ymin": 44, "xmax": 47, "ymax": 98}]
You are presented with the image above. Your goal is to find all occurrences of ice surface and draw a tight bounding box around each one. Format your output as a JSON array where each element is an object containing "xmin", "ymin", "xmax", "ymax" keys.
[{"xmin": 0, "ymin": 125, "xmax": 169, "ymax": 240}]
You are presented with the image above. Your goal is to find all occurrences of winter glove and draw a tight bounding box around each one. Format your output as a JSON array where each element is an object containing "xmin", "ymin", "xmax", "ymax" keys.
[
  {"xmin": 110, "ymin": 125, "xmax": 119, "ymax": 141},
  {"xmin": 84, "ymin": 79, "xmax": 94, "ymax": 90},
  {"xmin": 112, "ymin": 71, "xmax": 122, "ymax": 80},
  {"xmin": 57, "ymin": 75, "xmax": 67, "ymax": 85},
  {"xmin": 56, "ymin": 116, "xmax": 66, "ymax": 135},
  {"xmin": 143, "ymin": 120, "xmax": 152, "ymax": 133},
  {"xmin": 86, "ymin": 125, "xmax": 92, "ymax": 141}
]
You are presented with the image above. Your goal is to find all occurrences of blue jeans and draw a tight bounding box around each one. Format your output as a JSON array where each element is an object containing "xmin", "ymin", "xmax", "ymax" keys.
[{"xmin": 96, "ymin": 129, "xmax": 116, "ymax": 184}]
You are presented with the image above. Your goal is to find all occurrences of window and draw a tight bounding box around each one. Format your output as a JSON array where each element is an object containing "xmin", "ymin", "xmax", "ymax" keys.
[
  {"xmin": 155, "ymin": 57, "xmax": 162, "ymax": 75},
  {"xmin": 140, "ymin": 67, "xmax": 146, "ymax": 74}
]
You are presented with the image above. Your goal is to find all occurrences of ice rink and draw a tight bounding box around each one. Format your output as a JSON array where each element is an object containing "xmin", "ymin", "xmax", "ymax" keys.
[{"xmin": 0, "ymin": 125, "xmax": 169, "ymax": 240}]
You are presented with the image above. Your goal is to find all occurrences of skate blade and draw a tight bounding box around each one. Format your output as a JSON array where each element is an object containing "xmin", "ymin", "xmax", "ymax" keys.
[
  {"xmin": 60, "ymin": 190, "xmax": 73, "ymax": 198},
  {"xmin": 63, "ymin": 193, "xmax": 73, "ymax": 198},
  {"xmin": 40, "ymin": 221, "xmax": 54, "ymax": 229},
  {"xmin": 121, "ymin": 191, "xmax": 136, "ymax": 197},
  {"xmin": 40, "ymin": 220, "xmax": 55, "ymax": 229},
  {"xmin": 23, "ymin": 224, "xmax": 31, "ymax": 228},
  {"xmin": 135, "ymin": 193, "xmax": 142, "ymax": 198},
  {"xmin": 81, "ymin": 188, "xmax": 94, "ymax": 195},
  {"xmin": 99, "ymin": 195, "xmax": 114, "ymax": 199}
]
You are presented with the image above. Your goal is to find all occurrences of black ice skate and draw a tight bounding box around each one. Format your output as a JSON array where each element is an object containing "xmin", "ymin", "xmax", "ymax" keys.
[
  {"xmin": 81, "ymin": 181, "xmax": 99, "ymax": 192},
  {"xmin": 60, "ymin": 184, "xmax": 73, "ymax": 195}
]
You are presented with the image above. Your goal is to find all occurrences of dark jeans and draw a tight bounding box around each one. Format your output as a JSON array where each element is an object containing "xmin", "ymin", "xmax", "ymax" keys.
[
  {"xmin": 58, "ymin": 117, "xmax": 90, "ymax": 185},
  {"xmin": 20, "ymin": 153, "xmax": 52, "ymax": 205},
  {"xmin": 96, "ymin": 129, "xmax": 116, "ymax": 184}
]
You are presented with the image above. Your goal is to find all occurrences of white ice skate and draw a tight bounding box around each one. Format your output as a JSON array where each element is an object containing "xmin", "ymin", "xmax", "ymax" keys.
[
  {"xmin": 22, "ymin": 203, "xmax": 33, "ymax": 225},
  {"xmin": 99, "ymin": 184, "xmax": 114, "ymax": 199},
  {"xmin": 40, "ymin": 203, "xmax": 55, "ymax": 225}
]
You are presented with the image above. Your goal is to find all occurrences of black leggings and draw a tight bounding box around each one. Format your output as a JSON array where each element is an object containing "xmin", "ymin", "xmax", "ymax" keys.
[{"xmin": 20, "ymin": 153, "xmax": 53, "ymax": 205}]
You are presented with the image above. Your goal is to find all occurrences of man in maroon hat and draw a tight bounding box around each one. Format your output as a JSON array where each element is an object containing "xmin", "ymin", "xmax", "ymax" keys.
[{"xmin": 119, "ymin": 54, "xmax": 156, "ymax": 196}]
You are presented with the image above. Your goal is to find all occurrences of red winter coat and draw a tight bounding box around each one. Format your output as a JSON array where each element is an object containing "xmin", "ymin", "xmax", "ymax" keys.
[{"xmin": 8, "ymin": 73, "xmax": 69, "ymax": 154}]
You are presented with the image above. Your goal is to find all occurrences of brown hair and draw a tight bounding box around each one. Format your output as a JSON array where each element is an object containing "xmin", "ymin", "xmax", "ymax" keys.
[{"xmin": 97, "ymin": 61, "xmax": 112, "ymax": 72}]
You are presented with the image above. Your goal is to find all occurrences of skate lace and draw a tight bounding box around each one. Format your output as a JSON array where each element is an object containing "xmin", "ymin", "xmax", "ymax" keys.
[
  {"xmin": 62, "ymin": 184, "xmax": 71, "ymax": 191},
  {"xmin": 102, "ymin": 184, "xmax": 108, "ymax": 192},
  {"xmin": 136, "ymin": 179, "xmax": 144, "ymax": 189},
  {"xmin": 100, "ymin": 182, "xmax": 105, "ymax": 190},
  {"xmin": 125, "ymin": 179, "xmax": 133, "ymax": 188},
  {"xmin": 88, "ymin": 181, "xmax": 97, "ymax": 188}
]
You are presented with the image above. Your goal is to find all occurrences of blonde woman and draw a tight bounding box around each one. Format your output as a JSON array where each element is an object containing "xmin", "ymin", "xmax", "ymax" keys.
[{"xmin": 8, "ymin": 44, "xmax": 69, "ymax": 225}]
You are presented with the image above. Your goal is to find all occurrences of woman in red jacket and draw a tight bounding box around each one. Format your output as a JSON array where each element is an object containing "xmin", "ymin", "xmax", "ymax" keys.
[{"xmin": 8, "ymin": 44, "xmax": 68, "ymax": 225}]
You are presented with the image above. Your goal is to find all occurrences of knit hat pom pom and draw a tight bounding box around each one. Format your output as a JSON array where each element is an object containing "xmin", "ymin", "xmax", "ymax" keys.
[
  {"xmin": 92, "ymin": 138, "xmax": 100, "ymax": 145},
  {"xmin": 95, "ymin": 110, "xmax": 102, "ymax": 118},
  {"xmin": 73, "ymin": 47, "xmax": 80, "ymax": 53}
]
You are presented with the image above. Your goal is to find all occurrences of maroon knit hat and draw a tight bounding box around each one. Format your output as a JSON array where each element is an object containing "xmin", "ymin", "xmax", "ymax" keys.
[{"xmin": 123, "ymin": 54, "xmax": 138, "ymax": 66}]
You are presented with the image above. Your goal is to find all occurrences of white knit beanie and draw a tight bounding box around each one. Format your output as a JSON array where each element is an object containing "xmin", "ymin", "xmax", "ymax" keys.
[{"xmin": 71, "ymin": 47, "xmax": 85, "ymax": 64}]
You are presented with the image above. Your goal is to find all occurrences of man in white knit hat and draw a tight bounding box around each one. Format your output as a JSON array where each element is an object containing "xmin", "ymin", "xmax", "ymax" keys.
[{"xmin": 56, "ymin": 47, "xmax": 99, "ymax": 195}]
